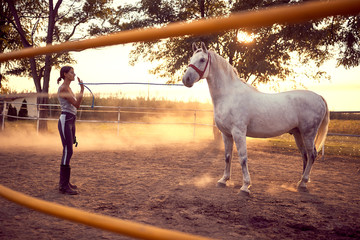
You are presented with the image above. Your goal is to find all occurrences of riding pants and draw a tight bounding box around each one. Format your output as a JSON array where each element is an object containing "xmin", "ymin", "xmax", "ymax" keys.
[{"xmin": 58, "ymin": 112, "xmax": 76, "ymax": 166}]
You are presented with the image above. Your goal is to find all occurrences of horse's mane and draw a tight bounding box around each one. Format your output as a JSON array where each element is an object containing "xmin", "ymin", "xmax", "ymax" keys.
[{"xmin": 210, "ymin": 50, "xmax": 258, "ymax": 91}]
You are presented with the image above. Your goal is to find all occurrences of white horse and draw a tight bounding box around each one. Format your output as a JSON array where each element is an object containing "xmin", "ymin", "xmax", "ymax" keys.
[{"xmin": 182, "ymin": 42, "xmax": 329, "ymax": 195}]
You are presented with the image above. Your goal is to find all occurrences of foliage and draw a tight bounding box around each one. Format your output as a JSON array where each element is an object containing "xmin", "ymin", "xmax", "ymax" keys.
[
  {"xmin": 0, "ymin": 1, "xmax": 20, "ymax": 94},
  {"xmin": 108, "ymin": 0, "xmax": 359, "ymax": 85},
  {"xmin": 2, "ymin": 0, "xmax": 114, "ymax": 93}
]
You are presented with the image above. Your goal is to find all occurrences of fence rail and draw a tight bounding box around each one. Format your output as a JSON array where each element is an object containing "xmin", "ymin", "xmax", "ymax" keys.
[
  {"xmin": 1, "ymin": 1, "xmax": 360, "ymax": 239},
  {"xmin": 1, "ymin": 101, "xmax": 359, "ymax": 138},
  {"xmin": 0, "ymin": 101, "xmax": 209, "ymax": 140},
  {"xmin": 0, "ymin": 101, "xmax": 215, "ymax": 137}
]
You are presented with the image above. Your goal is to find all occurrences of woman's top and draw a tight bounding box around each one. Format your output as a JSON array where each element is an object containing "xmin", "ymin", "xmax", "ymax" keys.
[{"xmin": 58, "ymin": 87, "xmax": 77, "ymax": 116}]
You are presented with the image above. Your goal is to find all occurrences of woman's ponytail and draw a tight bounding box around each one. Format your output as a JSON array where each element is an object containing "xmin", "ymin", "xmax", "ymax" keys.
[{"xmin": 57, "ymin": 77, "xmax": 62, "ymax": 84}]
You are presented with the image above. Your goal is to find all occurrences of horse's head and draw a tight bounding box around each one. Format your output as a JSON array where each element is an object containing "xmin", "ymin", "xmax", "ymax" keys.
[{"xmin": 182, "ymin": 42, "xmax": 211, "ymax": 87}]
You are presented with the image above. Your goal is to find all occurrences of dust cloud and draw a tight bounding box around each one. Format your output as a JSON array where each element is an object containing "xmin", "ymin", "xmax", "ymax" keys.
[
  {"xmin": 178, "ymin": 174, "xmax": 216, "ymax": 188},
  {"xmin": 193, "ymin": 174, "xmax": 214, "ymax": 188},
  {"xmin": 0, "ymin": 118, "xmax": 215, "ymax": 152}
]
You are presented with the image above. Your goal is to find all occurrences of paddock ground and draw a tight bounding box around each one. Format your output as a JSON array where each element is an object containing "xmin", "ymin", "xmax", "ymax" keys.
[{"xmin": 0, "ymin": 132, "xmax": 359, "ymax": 240}]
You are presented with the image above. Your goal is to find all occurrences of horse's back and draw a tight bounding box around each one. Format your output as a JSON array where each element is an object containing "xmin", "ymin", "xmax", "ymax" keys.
[
  {"xmin": 266, "ymin": 90, "xmax": 325, "ymax": 115},
  {"xmin": 244, "ymin": 90, "xmax": 326, "ymax": 138},
  {"xmin": 284, "ymin": 90, "xmax": 327, "ymax": 133}
]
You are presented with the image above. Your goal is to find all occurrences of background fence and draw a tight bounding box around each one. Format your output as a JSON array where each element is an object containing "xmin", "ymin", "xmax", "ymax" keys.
[
  {"xmin": 1, "ymin": 1, "xmax": 360, "ymax": 239},
  {"xmin": 0, "ymin": 101, "xmax": 215, "ymax": 137},
  {"xmin": 1, "ymin": 100, "xmax": 359, "ymax": 138}
]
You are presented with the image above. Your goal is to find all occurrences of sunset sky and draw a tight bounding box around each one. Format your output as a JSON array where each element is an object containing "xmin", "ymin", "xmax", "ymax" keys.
[
  {"xmin": 3, "ymin": 0, "xmax": 360, "ymax": 112},
  {"xmin": 6, "ymin": 42, "xmax": 360, "ymax": 112}
]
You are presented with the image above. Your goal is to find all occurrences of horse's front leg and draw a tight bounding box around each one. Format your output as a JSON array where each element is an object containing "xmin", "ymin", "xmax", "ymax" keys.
[
  {"xmin": 233, "ymin": 130, "xmax": 251, "ymax": 195},
  {"xmin": 217, "ymin": 133, "xmax": 234, "ymax": 187}
]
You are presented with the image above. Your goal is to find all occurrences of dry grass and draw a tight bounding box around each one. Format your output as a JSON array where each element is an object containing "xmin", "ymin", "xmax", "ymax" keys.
[
  {"xmin": 268, "ymin": 133, "xmax": 360, "ymax": 157},
  {"xmin": 328, "ymin": 119, "xmax": 360, "ymax": 135}
]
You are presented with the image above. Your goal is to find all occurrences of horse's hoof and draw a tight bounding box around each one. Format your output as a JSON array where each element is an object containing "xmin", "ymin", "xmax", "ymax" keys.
[
  {"xmin": 297, "ymin": 182, "xmax": 309, "ymax": 192},
  {"xmin": 297, "ymin": 186, "xmax": 309, "ymax": 192},
  {"xmin": 217, "ymin": 182, "xmax": 226, "ymax": 188},
  {"xmin": 239, "ymin": 190, "xmax": 250, "ymax": 196}
]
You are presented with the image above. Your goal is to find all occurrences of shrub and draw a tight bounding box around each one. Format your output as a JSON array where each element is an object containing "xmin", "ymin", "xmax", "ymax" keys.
[
  {"xmin": 7, "ymin": 104, "xmax": 17, "ymax": 121},
  {"xmin": 18, "ymin": 99, "xmax": 28, "ymax": 118}
]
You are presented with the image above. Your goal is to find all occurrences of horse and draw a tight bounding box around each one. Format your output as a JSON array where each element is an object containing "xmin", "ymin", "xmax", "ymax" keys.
[{"xmin": 182, "ymin": 42, "xmax": 330, "ymax": 195}]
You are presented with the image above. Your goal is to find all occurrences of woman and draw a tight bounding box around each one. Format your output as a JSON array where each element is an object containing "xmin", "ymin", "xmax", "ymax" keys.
[{"xmin": 57, "ymin": 66, "xmax": 84, "ymax": 195}]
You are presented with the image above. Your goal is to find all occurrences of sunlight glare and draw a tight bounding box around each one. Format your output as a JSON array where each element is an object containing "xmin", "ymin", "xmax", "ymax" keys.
[{"xmin": 237, "ymin": 31, "xmax": 255, "ymax": 43}]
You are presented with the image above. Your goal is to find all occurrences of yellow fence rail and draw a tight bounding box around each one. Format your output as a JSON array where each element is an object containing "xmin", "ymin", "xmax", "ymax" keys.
[
  {"xmin": 1, "ymin": 0, "xmax": 360, "ymax": 62},
  {"xmin": 0, "ymin": 184, "xmax": 215, "ymax": 240},
  {"xmin": 1, "ymin": 0, "xmax": 360, "ymax": 239}
]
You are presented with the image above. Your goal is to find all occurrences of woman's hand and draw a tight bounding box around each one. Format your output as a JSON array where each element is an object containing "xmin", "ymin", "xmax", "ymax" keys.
[{"xmin": 77, "ymin": 77, "xmax": 84, "ymax": 92}]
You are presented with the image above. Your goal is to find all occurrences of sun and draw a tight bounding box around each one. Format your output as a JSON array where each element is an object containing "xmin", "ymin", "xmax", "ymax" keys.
[{"xmin": 237, "ymin": 31, "xmax": 255, "ymax": 43}]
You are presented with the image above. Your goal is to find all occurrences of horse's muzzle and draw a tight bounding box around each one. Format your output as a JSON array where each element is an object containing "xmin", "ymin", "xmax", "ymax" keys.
[
  {"xmin": 182, "ymin": 72, "xmax": 196, "ymax": 87},
  {"xmin": 182, "ymin": 76, "xmax": 193, "ymax": 87}
]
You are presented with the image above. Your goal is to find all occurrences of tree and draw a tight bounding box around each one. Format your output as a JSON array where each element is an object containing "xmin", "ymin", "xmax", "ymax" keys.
[
  {"xmin": 109, "ymin": 0, "xmax": 360, "ymax": 86},
  {"xmin": 0, "ymin": 0, "xmax": 20, "ymax": 95},
  {"xmin": 2, "ymin": 0, "xmax": 114, "ymax": 131}
]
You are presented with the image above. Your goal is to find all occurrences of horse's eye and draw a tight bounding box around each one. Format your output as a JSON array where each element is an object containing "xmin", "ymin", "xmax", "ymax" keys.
[{"xmin": 200, "ymin": 58, "xmax": 205, "ymax": 63}]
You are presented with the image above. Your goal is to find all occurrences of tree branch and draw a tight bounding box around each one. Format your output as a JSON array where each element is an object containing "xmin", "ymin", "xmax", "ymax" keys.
[
  {"xmin": 30, "ymin": 17, "xmax": 40, "ymax": 45},
  {"xmin": 64, "ymin": 20, "xmax": 84, "ymax": 41},
  {"xmin": 5, "ymin": 0, "xmax": 31, "ymax": 48}
]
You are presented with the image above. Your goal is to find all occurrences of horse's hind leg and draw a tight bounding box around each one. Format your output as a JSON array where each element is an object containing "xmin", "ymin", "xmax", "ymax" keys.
[
  {"xmin": 217, "ymin": 134, "xmax": 233, "ymax": 187},
  {"xmin": 297, "ymin": 132, "xmax": 317, "ymax": 190},
  {"xmin": 291, "ymin": 129, "xmax": 308, "ymax": 174}
]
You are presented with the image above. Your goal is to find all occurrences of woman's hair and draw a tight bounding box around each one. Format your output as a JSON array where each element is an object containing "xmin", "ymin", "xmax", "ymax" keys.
[{"xmin": 57, "ymin": 66, "xmax": 73, "ymax": 84}]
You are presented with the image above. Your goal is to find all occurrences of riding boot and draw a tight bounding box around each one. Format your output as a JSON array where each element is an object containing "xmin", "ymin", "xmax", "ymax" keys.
[
  {"xmin": 68, "ymin": 167, "xmax": 77, "ymax": 189},
  {"xmin": 59, "ymin": 165, "xmax": 78, "ymax": 195},
  {"xmin": 69, "ymin": 182, "xmax": 78, "ymax": 190}
]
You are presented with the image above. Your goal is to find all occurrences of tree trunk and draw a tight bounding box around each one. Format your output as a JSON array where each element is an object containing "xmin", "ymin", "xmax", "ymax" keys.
[
  {"xmin": 199, "ymin": 0, "xmax": 205, "ymax": 18},
  {"xmin": 37, "ymin": 96, "xmax": 48, "ymax": 132},
  {"xmin": 38, "ymin": 55, "xmax": 53, "ymax": 132},
  {"xmin": 0, "ymin": 101, "xmax": 4, "ymax": 132},
  {"xmin": 37, "ymin": 0, "xmax": 59, "ymax": 132}
]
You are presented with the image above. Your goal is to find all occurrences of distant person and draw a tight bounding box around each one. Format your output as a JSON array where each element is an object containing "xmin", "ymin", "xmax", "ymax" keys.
[{"xmin": 57, "ymin": 66, "xmax": 84, "ymax": 195}]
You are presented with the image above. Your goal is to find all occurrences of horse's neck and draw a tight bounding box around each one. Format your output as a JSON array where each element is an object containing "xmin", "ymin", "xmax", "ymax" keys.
[{"xmin": 206, "ymin": 52, "xmax": 253, "ymax": 106}]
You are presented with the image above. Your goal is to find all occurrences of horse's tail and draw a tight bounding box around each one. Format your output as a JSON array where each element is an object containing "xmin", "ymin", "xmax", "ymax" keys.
[{"xmin": 314, "ymin": 96, "xmax": 330, "ymax": 152}]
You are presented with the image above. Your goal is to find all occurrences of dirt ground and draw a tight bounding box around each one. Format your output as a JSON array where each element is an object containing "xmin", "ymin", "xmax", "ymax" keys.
[{"xmin": 0, "ymin": 134, "xmax": 360, "ymax": 240}]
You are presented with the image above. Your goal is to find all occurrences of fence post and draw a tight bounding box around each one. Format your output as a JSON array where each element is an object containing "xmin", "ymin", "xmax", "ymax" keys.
[
  {"xmin": 117, "ymin": 107, "xmax": 121, "ymax": 136},
  {"xmin": 1, "ymin": 101, "xmax": 6, "ymax": 131},
  {"xmin": 78, "ymin": 106, "xmax": 82, "ymax": 120},
  {"xmin": 193, "ymin": 110, "xmax": 196, "ymax": 138},
  {"xmin": 36, "ymin": 103, "xmax": 40, "ymax": 134}
]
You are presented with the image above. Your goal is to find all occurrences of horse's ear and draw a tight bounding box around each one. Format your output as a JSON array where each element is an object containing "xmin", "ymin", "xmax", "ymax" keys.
[
  {"xmin": 201, "ymin": 42, "xmax": 208, "ymax": 53},
  {"xmin": 192, "ymin": 42, "xmax": 199, "ymax": 52}
]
